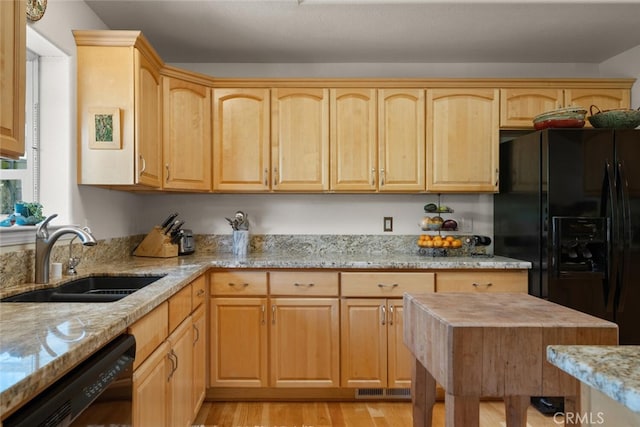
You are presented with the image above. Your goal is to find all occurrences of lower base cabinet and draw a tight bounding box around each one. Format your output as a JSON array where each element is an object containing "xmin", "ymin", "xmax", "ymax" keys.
[
  {"xmin": 132, "ymin": 341, "xmax": 170, "ymax": 427},
  {"xmin": 129, "ymin": 274, "xmax": 206, "ymax": 427},
  {"xmin": 270, "ymin": 297, "xmax": 340, "ymax": 388},
  {"xmin": 192, "ymin": 304, "xmax": 207, "ymax": 420}
]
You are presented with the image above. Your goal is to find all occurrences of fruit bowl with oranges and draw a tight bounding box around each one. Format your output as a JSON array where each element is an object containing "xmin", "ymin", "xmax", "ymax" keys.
[{"xmin": 416, "ymin": 234, "xmax": 464, "ymax": 256}]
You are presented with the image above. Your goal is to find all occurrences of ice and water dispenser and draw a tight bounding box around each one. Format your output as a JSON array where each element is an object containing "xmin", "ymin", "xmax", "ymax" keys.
[{"xmin": 552, "ymin": 217, "xmax": 608, "ymax": 277}]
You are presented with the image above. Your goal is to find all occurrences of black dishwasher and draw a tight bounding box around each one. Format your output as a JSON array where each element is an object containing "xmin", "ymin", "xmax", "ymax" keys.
[{"xmin": 3, "ymin": 334, "xmax": 135, "ymax": 427}]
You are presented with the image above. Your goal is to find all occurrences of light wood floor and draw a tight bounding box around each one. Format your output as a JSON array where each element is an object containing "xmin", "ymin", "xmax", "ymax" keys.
[{"xmin": 194, "ymin": 401, "xmax": 562, "ymax": 426}]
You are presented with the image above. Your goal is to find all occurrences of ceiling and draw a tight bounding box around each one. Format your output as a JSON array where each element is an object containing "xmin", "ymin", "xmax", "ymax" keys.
[{"xmin": 84, "ymin": 0, "xmax": 640, "ymax": 64}]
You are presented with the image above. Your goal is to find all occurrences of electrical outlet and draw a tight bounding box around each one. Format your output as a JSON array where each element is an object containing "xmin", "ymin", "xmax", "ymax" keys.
[{"xmin": 383, "ymin": 216, "xmax": 393, "ymax": 232}]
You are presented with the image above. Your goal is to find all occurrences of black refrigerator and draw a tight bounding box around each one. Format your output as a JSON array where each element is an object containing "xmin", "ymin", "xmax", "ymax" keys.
[{"xmin": 495, "ymin": 129, "xmax": 640, "ymax": 345}]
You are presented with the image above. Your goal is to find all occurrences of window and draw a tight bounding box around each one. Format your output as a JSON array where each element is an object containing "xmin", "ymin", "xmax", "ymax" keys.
[{"xmin": 0, "ymin": 50, "xmax": 39, "ymax": 223}]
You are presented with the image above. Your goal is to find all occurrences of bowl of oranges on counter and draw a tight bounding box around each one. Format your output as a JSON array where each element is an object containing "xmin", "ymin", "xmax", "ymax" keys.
[{"xmin": 417, "ymin": 234, "xmax": 463, "ymax": 256}]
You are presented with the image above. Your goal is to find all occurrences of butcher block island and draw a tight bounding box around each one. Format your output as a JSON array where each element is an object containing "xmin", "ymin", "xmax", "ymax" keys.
[{"xmin": 403, "ymin": 293, "xmax": 618, "ymax": 427}]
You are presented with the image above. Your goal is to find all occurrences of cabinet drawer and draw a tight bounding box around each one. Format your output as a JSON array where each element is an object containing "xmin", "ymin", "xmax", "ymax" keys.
[
  {"xmin": 341, "ymin": 272, "xmax": 435, "ymax": 297},
  {"xmin": 210, "ymin": 271, "xmax": 267, "ymax": 295},
  {"xmin": 169, "ymin": 284, "xmax": 192, "ymax": 332},
  {"xmin": 435, "ymin": 270, "xmax": 528, "ymax": 293},
  {"xmin": 128, "ymin": 302, "xmax": 168, "ymax": 370},
  {"xmin": 270, "ymin": 271, "xmax": 339, "ymax": 296},
  {"xmin": 191, "ymin": 274, "xmax": 207, "ymax": 308}
]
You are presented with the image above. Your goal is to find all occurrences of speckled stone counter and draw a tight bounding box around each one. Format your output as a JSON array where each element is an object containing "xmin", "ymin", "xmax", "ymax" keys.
[
  {"xmin": 547, "ymin": 345, "xmax": 640, "ymax": 414},
  {"xmin": 0, "ymin": 251, "xmax": 529, "ymax": 419}
]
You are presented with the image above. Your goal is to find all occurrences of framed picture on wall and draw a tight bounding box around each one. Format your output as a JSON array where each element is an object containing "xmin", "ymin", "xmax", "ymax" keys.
[{"xmin": 88, "ymin": 107, "xmax": 121, "ymax": 150}]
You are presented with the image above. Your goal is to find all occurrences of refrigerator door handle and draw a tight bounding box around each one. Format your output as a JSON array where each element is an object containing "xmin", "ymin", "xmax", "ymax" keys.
[
  {"xmin": 601, "ymin": 161, "xmax": 619, "ymax": 317},
  {"xmin": 615, "ymin": 160, "xmax": 632, "ymax": 315}
]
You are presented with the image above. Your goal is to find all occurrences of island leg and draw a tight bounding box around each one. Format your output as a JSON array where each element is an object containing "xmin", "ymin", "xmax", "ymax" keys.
[
  {"xmin": 412, "ymin": 357, "xmax": 436, "ymax": 427},
  {"xmin": 445, "ymin": 393, "xmax": 480, "ymax": 427},
  {"xmin": 504, "ymin": 395, "xmax": 530, "ymax": 427}
]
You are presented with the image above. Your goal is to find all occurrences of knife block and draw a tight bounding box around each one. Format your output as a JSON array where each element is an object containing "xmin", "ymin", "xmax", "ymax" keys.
[{"xmin": 133, "ymin": 226, "xmax": 178, "ymax": 258}]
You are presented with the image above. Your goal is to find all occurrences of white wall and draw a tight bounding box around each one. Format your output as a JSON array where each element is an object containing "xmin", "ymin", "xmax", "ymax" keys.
[
  {"xmin": 171, "ymin": 62, "xmax": 604, "ymax": 79},
  {"xmin": 599, "ymin": 45, "xmax": 640, "ymax": 109},
  {"xmin": 137, "ymin": 192, "xmax": 492, "ymax": 236},
  {"xmin": 27, "ymin": 0, "xmax": 142, "ymax": 240}
]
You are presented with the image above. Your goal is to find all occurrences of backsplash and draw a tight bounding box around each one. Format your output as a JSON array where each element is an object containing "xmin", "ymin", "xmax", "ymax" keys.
[{"xmin": 1, "ymin": 233, "xmax": 487, "ymax": 291}]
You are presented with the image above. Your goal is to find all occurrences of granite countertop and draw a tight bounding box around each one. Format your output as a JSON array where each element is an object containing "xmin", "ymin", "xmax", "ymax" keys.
[
  {"xmin": 0, "ymin": 251, "xmax": 529, "ymax": 418},
  {"xmin": 547, "ymin": 345, "xmax": 640, "ymax": 414}
]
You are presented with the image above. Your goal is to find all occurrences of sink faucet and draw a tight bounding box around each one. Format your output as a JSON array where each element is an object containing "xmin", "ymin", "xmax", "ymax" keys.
[{"xmin": 35, "ymin": 214, "xmax": 97, "ymax": 284}]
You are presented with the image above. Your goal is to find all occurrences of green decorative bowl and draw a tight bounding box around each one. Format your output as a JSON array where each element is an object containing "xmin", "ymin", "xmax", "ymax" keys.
[{"xmin": 588, "ymin": 105, "xmax": 640, "ymax": 129}]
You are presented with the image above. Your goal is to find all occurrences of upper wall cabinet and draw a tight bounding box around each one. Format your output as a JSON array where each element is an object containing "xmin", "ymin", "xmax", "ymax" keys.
[
  {"xmin": 378, "ymin": 89, "xmax": 426, "ymax": 192},
  {"xmin": 500, "ymin": 86, "xmax": 631, "ymax": 129},
  {"xmin": 74, "ymin": 30, "xmax": 163, "ymax": 188},
  {"xmin": 427, "ymin": 88, "xmax": 500, "ymax": 193},
  {"xmin": 162, "ymin": 71, "xmax": 212, "ymax": 191},
  {"xmin": 565, "ymin": 88, "xmax": 630, "ymax": 126},
  {"xmin": 330, "ymin": 88, "xmax": 378, "ymax": 191},
  {"xmin": 271, "ymin": 88, "xmax": 329, "ymax": 192},
  {"xmin": 0, "ymin": 0, "xmax": 26, "ymax": 159},
  {"xmin": 212, "ymin": 88, "xmax": 271, "ymax": 192},
  {"xmin": 500, "ymin": 88, "xmax": 564, "ymax": 128}
]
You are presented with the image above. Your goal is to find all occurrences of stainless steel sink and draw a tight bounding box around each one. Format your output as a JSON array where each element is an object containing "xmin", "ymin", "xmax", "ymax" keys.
[{"xmin": 1, "ymin": 275, "xmax": 166, "ymax": 303}]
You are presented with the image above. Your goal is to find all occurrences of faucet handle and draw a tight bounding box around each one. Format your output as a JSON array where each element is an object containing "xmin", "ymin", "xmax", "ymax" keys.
[{"xmin": 36, "ymin": 214, "xmax": 58, "ymax": 238}]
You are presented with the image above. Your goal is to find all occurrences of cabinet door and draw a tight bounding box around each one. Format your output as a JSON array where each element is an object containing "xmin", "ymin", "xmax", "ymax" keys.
[
  {"xmin": 500, "ymin": 88, "xmax": 563, "ymax": 128},
  {"xmin": 210, "ymin": 297, "xmax": 268, "ymax": 387},
  {"xmin": 163, "ymin": 76, "xmax": 212, "ymax": 191},
  {"xmin": 427, "ymin": 88, "xmax": 500, "ymax": 192},
  {"xmin": 0, "ymin": 0, "xmax": 26, "ymax": 159},
  {"xmin": 340, "ymin": 298, "xmax": 387, "ymax": 388},
  {"xmin": 135, "ymin": 49, "xmax": 163, "ymax": 187},
  {"xmin": 132, "ymin": 341, "xmax": 170, "ymax": 427},
  {"xmin": 270, "ymin": 297, "xmax": 339, "ymax": 387},
  {"xmin": 564, "ymin": 88, "xmax": 631, "ymax": 127},
  {"xmin": 191, "ymin": 304, "xmax": 206, "ymax": 420},
  {"xmin": 378, "ymin": 89, "xmax": 425, "ymax": 192},
  {"xmin": 167, "ymin": 317, "xmax": 193, "ymax": 427},
  {"xmin": 330, "ymin": 88, "xmax": 378, "ymax": 191},
  {"xmin": 564, "ymin": 88, "xmax": 630, "ymax": 111},
  {"xmin": 212, "ymin": 88, "xmax": 270, "ymax": 191},
  {"xmin": 271, "ymin": 88, "xmax": 329, "ymax": 191},
  {"xmin": 387, "ymin": 301, "xmax": 412, "ymax": 388}
]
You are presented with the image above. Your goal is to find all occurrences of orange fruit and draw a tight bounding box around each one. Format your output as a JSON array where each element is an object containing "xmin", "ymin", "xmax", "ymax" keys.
[
  {"xmin": 433, "ymin": 240, "xmax": 444, "ymax": 248},
  {"xmin": 425, "ymin": 240, "xmax": 434, "ymax": 248},
  {"xmin": 442, "ymin": 240, "xmax": 451, "ymax": 247},
  {"xmin": 445, "ymin": 236, "xmax": 454, "ymax": 242}
]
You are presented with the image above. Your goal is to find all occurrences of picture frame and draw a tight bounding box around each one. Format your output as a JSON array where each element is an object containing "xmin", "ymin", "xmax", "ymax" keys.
[{"xmin": 88, "ymin": 107, "xmax": 121, "ymax": 149}]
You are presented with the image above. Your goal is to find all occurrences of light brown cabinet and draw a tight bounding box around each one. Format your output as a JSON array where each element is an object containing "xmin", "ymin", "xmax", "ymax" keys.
[
  {"xmin": 209, "ymin": 270, "xmax": 340, "ymax": 388},
  {"xmin": 162, "ymin": 72, "xmax": 212, "ymax": 191},
  {"xmin": 427, "ymin": 88, "xmax": 500, "ymax": 192},
  {"xmin": 132, "ymin": 340, "xmax": 170, "ymax": 427},
  {"xmin": 74, "ymin": 30, "xmax": 163, "ymax": 188},
  {"xmin": 191, "ymin": 304, "xmax": 206, "ymax": 420},
  {"xmin": 210, "ymin": 271, "xmax": 269, "ymax": 387},
  {"xmin": 0, "ymin": 0, "xmax": 26, "ymax": 159},
  {"xmin": 271, "ymin": 88, "xmax": 330, "ymax": 191},
  {"xmin": 128, "ymin": 275, "xmax": 206, "ymax": 427},
  {"xmin": 330, "ymin": 88, "xmax": 425, "ymax": 192},
  {"xmin": 435, "ymin": 270, "xmax": 528, "ymax": 293},
  {"xmin": 212, "ymin": 88, "xmax": 271, "ymax": 191},
  {"xmin": 500, "ymin": 88, "xmax": 564, "ymax": 128},
  {"xmin": 330, "ymin": 88, "xmax": 377, "ymax": 191},
  {"xmin": 340, "ymin": 272, "xmax": 435, "ymax": 389},
  {"xmin": 500, "ymin": 87, "xmax": 631, "ymax": 128},
  {"xmin": 378, "ymin": 89, "xmax": 426, "ymax": 192}
]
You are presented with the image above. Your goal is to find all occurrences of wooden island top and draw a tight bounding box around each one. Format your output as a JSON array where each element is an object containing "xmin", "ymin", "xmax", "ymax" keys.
[{"xmin": 403, "ymin": 292, "xmax": 618, "ymax": 427}]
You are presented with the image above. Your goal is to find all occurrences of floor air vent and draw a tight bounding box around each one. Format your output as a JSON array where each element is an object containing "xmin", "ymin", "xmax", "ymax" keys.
[{"xmin": 355, "ymin": 388, "xmax": 411, "ymax": 400}]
